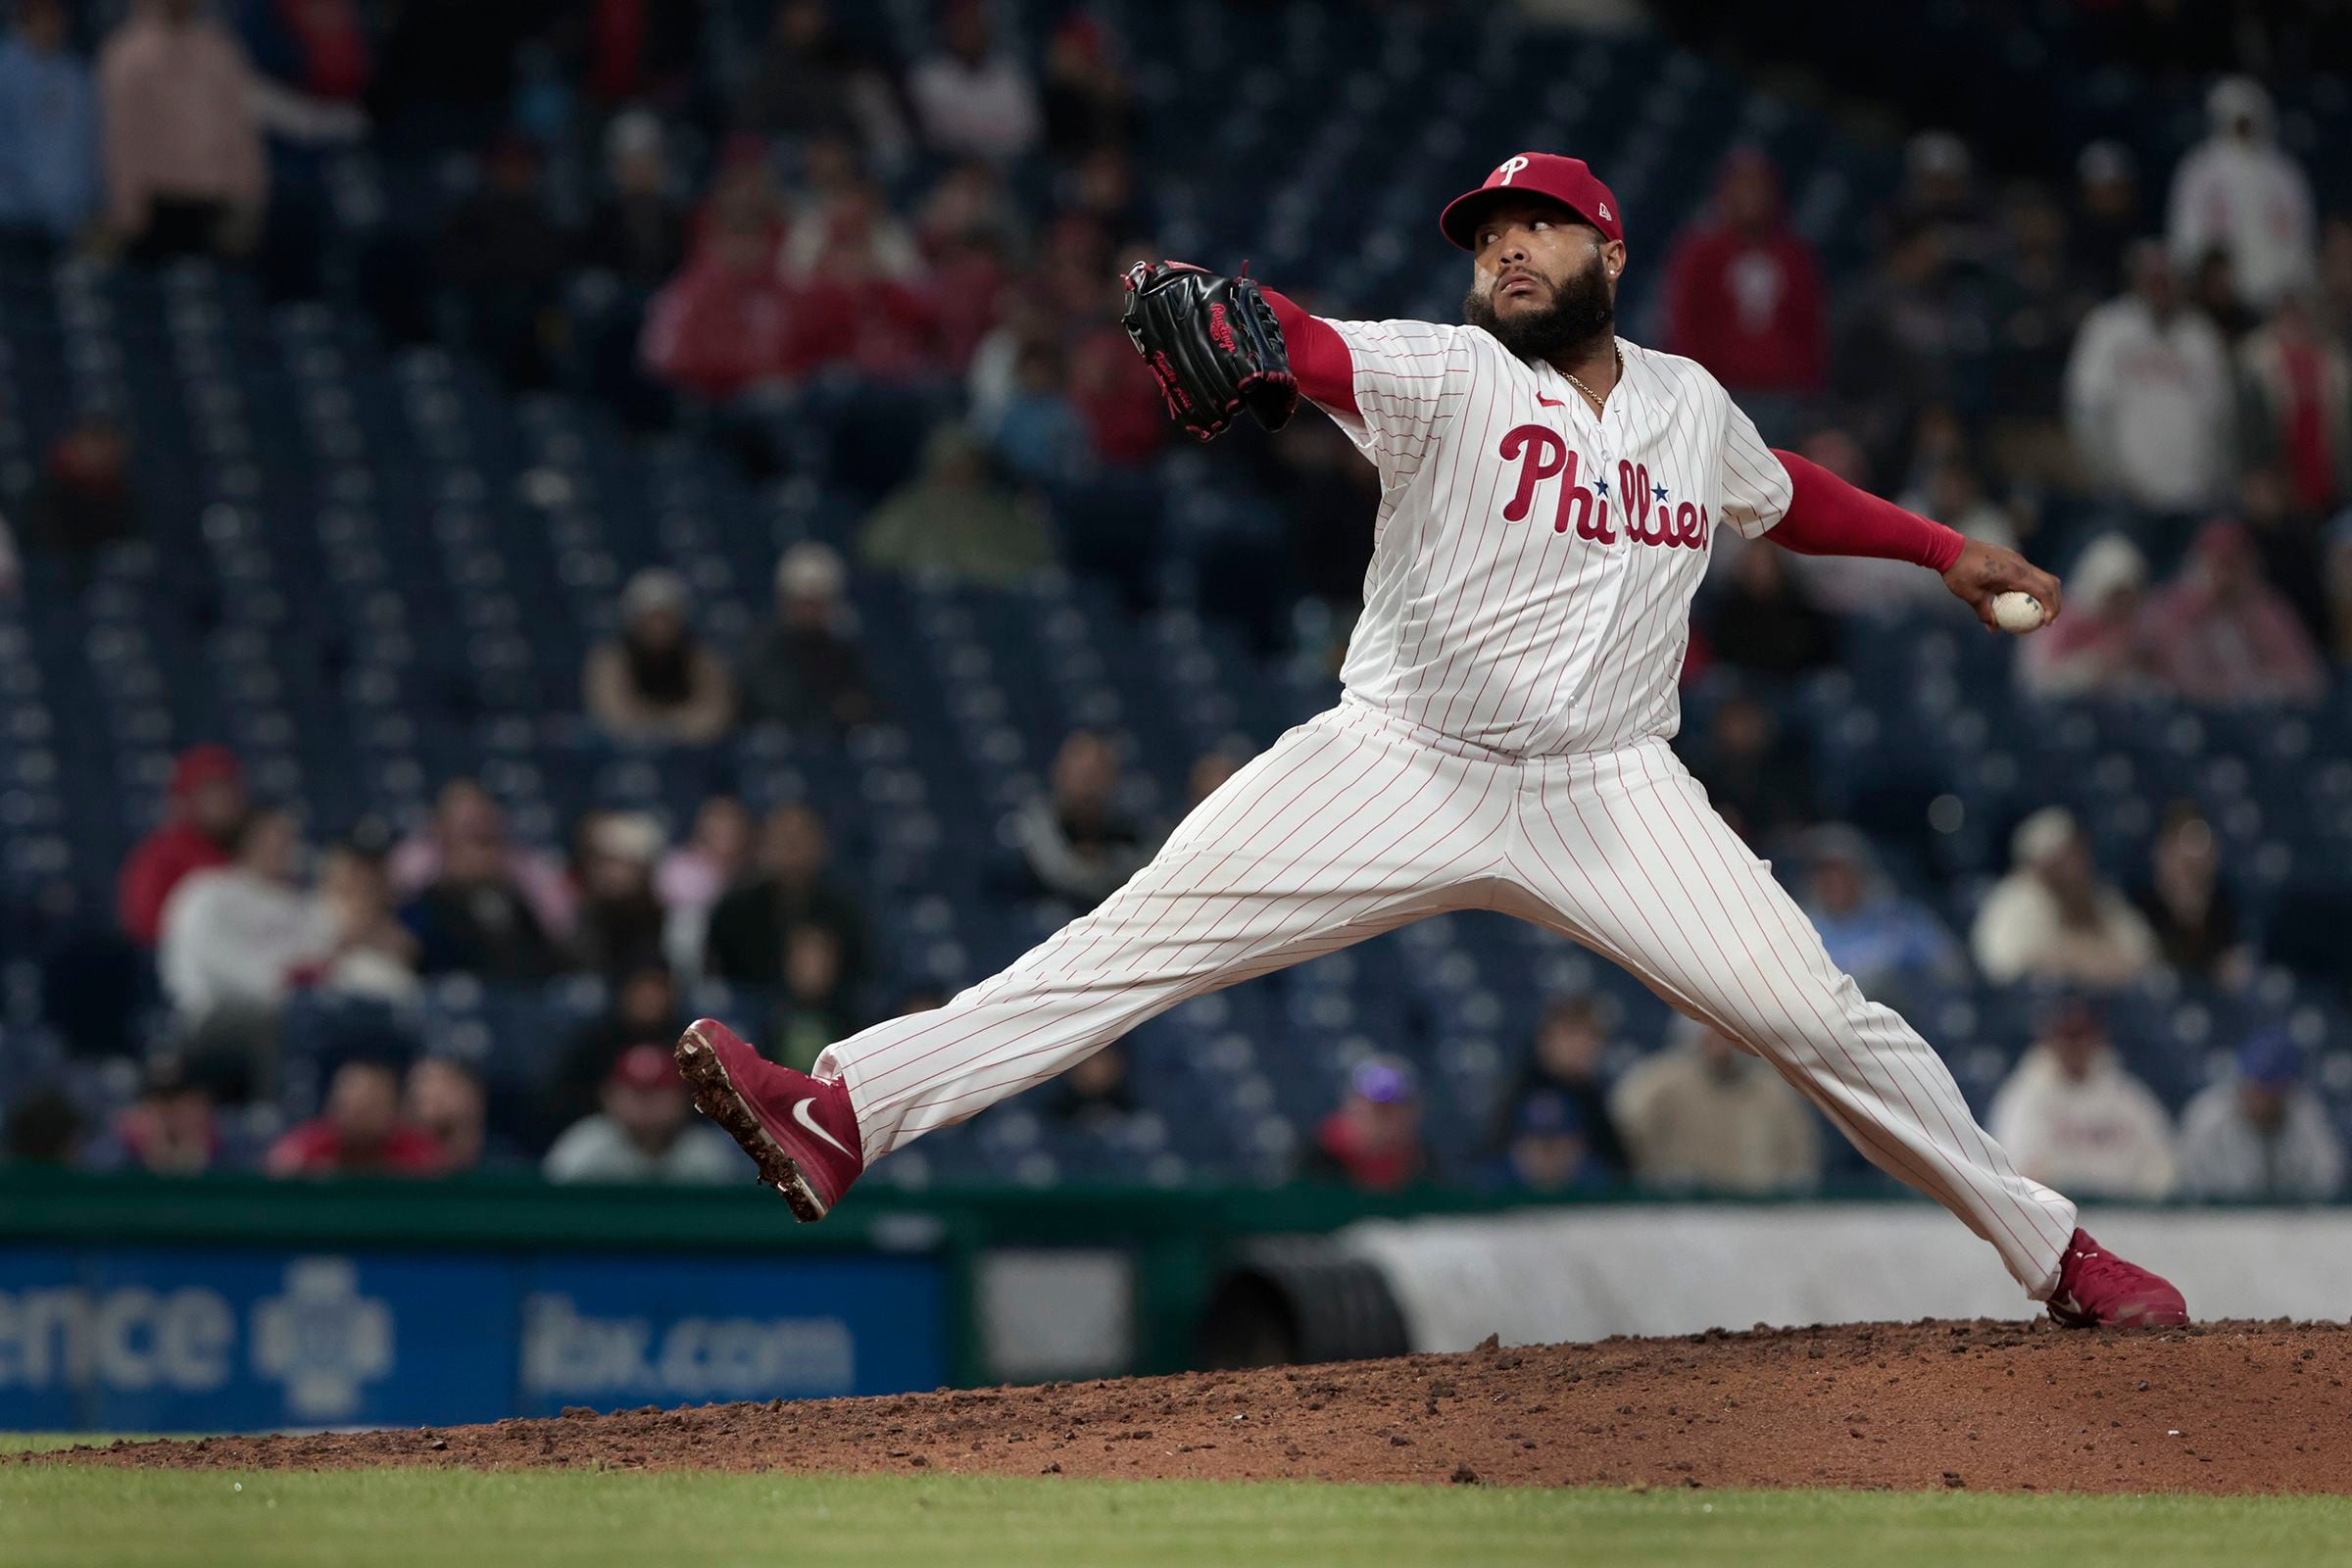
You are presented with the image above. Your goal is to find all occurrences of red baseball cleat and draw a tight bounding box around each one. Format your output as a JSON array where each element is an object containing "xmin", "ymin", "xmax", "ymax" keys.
[
  {"xmin": 673, "ymin": 1018, "xmax": 863, "ymax": 1221},
  {"xmin": 2046, "ymin": 1228, "xmax": 2188, "ymax": 1328}
]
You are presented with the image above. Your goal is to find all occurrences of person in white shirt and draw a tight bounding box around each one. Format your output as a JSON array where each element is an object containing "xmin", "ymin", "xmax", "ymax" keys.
[
  {"xmin": 158, "ymin": 808, "xmax": 335, "ymax": 1022},
  {"xmin": 2065, "ymin": 240, "xmax": 2235, "ymax": 515},
  {"xmin": 2177, "ymin": 1030, "xmax": 2345, "ymax": 1200},
  {"xmin": 2167, "ymin": 76, "xmax": 2317, "ymax": 312},
  {"xmin": 1988, "ymin": 999, "xmax": 2178, "ymax": 1200},
  {"xmin": 906, "ymin": 5, "xmax": 1041, "ymax": 166},
  {"xmin": 1971, "ymin": 808, "xmax": 2161, "ymax": 989},
  {"xmin": 543, "ymin": 1044, "xmax": 741, "ymax": 1184},
  {"xmin": 159, "ymin": 813, "xmax": 417, "ymax": 1024}
]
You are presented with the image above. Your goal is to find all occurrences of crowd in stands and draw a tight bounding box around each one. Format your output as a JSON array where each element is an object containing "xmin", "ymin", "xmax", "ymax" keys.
[{"xmin": 1, "ymin": 3, "xmax": 2349, "ymax": 1200}]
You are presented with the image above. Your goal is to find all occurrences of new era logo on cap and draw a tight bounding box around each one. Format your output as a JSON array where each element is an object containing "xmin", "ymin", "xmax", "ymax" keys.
[{"xmin": 1438, "ymin": 153, "xmax": 1626, "ymax": 251}]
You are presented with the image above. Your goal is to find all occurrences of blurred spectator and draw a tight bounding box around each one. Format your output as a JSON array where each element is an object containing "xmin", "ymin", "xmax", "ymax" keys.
[
  {"xmin": 1831, "ymin": 220, "xmax": 1966, "ymax": 451},
  {"xmin": 100, "ymin": 1056, "xmax": 220, "ymax": 1175},
  {"xmin": 1301, "ymin": 1056, "xmax": 1425, "ymax": 1193},
  {"xmin": 99, "ymin": 0, "xmax": 266, "ymax": 261},
  {"xmin": 638, "ymin": 199, "xmax": 793, "ymax": 400},
  {"xmin": 777, "ymin": 191, "xmax": 943, "ymax": 383},
  {"xmin": 543, "ymin": 1043, "xmax": 739, "ymax": 1184},
  {"xmin": 860, "ymin": 425, "xmax": 1054, "ymax": 585},
  {"xmin": 2240, "ymin": 466, "xmax": 2331, "ymax": 650},
  {"xmin": 239, "ymin": 0, "xmax": 370, "ymax": 112},
  {"xmin": 704, "ymin": 802, "xmax": 870, "ymax": 996},
  {"xmin": 1067, "ymin": 306, "xmax": 1168, "ymax": 466},
  {"xmin": 2071, "ymin": 141, "xmax": 2141, "ymax": 294},
  {"xmin": 782, "ymin": 134, "xmax": 920, "ymax": 282},
  {"xmin": 738, "ymin": 543, "xmax": 878, "ymax": 734},
  {"xmin": 0, "ymin": 511, "xmax": 17, "ymax": 597},
  {"xmin": 157, "ymin": 807, "xmax": 333, "ymax": 1024},
  {"xmin": 437, "ymin": 132, "xmax": 563, "ymax": 389},
  {"xmin": 24, "ymin": 412, "xmax": 139, "ymax": 586},
  {"xmin": 985, "ymin": 339, "xmax": 1087, "ymax": 489},
  {"xmin": 2064, "ymin": 240, "xmax": 2234, "ymax": 517},
  {"xmin": 1986, "ymin": 998, "xmax": 2176, "ymax": 1200},
  {"xmin": 2167, "ymin": 76, "xmax": 2316, "ymax": 312},
  {"xmin": 579, "ymin": 109, "xmax": 685, "ymax": 290},
  {"xmin": 569, "ymin": 810, "xmax": 668, "ymax": 979},
  {"xmin": 1798, "ymin": 825, "xmax": 1967, "ymax": 1002},
  {"xmin": 768, "ymin": 923, "xmax": 853, "ymax": 1071},
  {"xmin": 1487, "ymin": 996, "xmax": 1630, "ymax": 1176},
  {"xmin": 1970, "ymin": 808, "xmax": 2159, "ymax": 989},
  {"xmin": 2189, "ymin": 245, "xmax": 2259, "ymax": 342},
  {"xmin": 315, "ymin": 838, "xmax": 420, "ymax": 1000},
  {"xmin": 1610, "ymin": 1017, "xmax": 1820, "ymax": 1194},
  {"xmin": 118, "ymin": 744, "xmax": 245, "ymax": 946},
  {"xmin": 2142, "ymin": 521, "xmax": 2327, "ymax": 707},
  {"xmin": 1889, "ymin": 129, "xmax": 1994, "ymax": 271},
  {"xmin": 1485, "ymin": 1091, "xmax": 1610, "ymax": 1196},
  {"xmin": 1704, "ymin": 544, "xmax": 1838, "ymax": 677},
  {"xmin": 2236, "ymin": 292, "xmax": 2350, "ymax": 516},
  {"xmin": 401, "ymin": 799, "xmax": 564, "ymax": 983},
  {"xmin": 732, "ymin": 0, "xmax": 907, "ymax": 162},
  {"xmin": 2132, "ymin": 804, "xmax": 2252, "ymax": 988},
  {"xmin": 1012, "ymin": 729, "xmax": 1149, "ymax": 910},
  {"xmin": 1989, "ymin": 184, "xmax": 2094, "ymax": 421},
  {"xmin": 907, "ymin": 2, "xmax": 1041, "ymax": 167},
  {"xmin": 1048, "ymin": 1042, "xmax": 1135, "ymax": 1131},
  {"xmin": 1664, "ymin": 148, "xmax": 1825, "ymax": 416},
  {"xmin": 2, "ymin": 1086, "xmax": 82, "ymax": 1165},
  {"xmin": 583, "ymin": 568, "xmax": 735, "ymax": 745},
  {"xmin": 541, "ymin": 959, "xmax": 681, "ymax": 1145},
  {"xmin": 656, "ymin": 795, "xmax": 754, "ymax": 978},
  {"xmin": 2177, "ymin": 1029, "xmax": 2344, "ymax": 1200},
  {"xmin": 266, "ymin": 1057, "xmax": 443, "ymax": 1176},
  {"xmin": 405, "ymin": 1055, "xmax": 504, "ymax": 1174},
  {"xmin": 0, "ymin": 0, "xmax": 99, "ymax": 246},
  {"xmin": 1681, "ymin": 687, "xmax": 1818, "ymax": 850},
  {"xmin": 2016, "ymin": 533, "xmax": 2163, "ymax": 699},
  {"xmin": 1041, "ymin": 10, "xmax": 1134, "ymax": 156},
  {"xmin": 389, "ymin": 777, "xmax": 573, "ymax": 940}
]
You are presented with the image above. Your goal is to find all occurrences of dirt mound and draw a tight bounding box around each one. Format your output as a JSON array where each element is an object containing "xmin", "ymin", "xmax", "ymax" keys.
[{"xmin": 29, "ymin": 1318, "xmax": 2352, "ymax": 1493}]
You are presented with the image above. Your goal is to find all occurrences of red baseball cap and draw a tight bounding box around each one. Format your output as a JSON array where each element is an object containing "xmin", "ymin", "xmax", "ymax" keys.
[
  {"xmin": 1440, "ymin": 153, "xmax": 1624, "ymax": 251},
  {"xmin": 170, "ymin": 744, "xmax": 243, "ymax": 800},
  {"xmin": 608, "ymin": 1043, "xmax": 682, "ymax": 1094}
]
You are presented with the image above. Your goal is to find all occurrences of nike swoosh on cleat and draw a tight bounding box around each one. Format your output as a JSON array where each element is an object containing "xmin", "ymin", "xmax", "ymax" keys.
[{"xmin": 792, "ymin": 1096, "xmax": 855, "ymax": 1158}]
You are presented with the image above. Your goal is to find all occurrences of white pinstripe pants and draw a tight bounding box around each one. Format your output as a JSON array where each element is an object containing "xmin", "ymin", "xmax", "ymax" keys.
[{"xmin": 818, "ymin": 701, "xmax": 2077, "ymax": 1298}]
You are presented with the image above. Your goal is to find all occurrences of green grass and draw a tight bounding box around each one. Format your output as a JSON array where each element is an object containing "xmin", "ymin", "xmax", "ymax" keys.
[{"xmin": 1, "ymin": 1446, "xmax": 2346, "ymax": 1568}]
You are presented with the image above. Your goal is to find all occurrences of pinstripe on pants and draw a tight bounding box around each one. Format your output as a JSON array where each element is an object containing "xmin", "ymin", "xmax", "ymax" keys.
[{"xmin": 817, "ymin": 702, "xmax": 2077, "ymax": 1299}]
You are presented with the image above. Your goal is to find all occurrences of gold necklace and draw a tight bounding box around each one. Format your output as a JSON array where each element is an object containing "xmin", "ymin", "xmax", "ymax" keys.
[{"xmin": 1562, "ymin": 345, "xmax": 1624, "ymax": 415}]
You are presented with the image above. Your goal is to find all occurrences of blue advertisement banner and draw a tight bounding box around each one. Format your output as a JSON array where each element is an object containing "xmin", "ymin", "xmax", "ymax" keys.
[{"xmin": 0, "ymin": 1247, "xmax": 945, "ymax": 1433}]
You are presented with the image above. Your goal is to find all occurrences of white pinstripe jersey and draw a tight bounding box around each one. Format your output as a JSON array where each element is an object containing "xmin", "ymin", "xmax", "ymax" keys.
[{"xmin": 1313, "ymin": 318, "xmax": 1794, "ymax": 757}]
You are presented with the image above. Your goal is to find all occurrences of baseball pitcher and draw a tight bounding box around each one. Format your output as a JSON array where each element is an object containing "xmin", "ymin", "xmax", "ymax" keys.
[{"xmin": 678, "ymin": 153, "xmax": 2186, "ymax": 1329}]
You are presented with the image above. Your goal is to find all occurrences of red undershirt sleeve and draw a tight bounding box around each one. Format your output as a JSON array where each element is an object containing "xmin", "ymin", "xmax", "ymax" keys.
[
  {"xmin": 1767, "ymin": 449, "xmax": 1966, "ymax": 572},
  {"xmin": 1262, "ymin": 289, "xmax": 1358, "ymax": 418}
]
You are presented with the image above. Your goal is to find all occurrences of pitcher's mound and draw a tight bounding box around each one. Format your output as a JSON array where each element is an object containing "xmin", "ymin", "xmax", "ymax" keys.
[{"xmin": 32, "ymin": 1318, "xmax": 2351, "ymax": 1493}]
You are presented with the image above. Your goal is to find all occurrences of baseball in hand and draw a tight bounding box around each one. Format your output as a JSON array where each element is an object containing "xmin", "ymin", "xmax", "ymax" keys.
[{"xmin": 1990, "ymin": 591, "xmax": 2046, "ymax": 634}]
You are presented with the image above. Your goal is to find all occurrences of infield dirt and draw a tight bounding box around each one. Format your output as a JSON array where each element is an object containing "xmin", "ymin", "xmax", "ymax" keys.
[{"xmin": 28, "ymin": 1318, "xmax": 2352, "ymax": 1493}]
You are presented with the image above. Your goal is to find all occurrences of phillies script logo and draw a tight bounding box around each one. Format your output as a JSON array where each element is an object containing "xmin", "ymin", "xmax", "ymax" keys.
[{"xmin": 1497, "ymin": 425, "xmax": 1708, "ymax": 549}]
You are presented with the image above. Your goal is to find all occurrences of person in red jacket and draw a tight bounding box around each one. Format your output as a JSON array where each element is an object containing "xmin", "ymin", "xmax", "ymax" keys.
[
  {"xmin": 116, "ymin": 744, "xmax": 247, "ymax": 947},
  {"xmin": 1664, "ymin": 148, "xmax": 1826, "ymax": 409},
  {"xmin": 266, "ymin": 1057, "xmax": 445, "ymax": 1177},
  {"xmin": 638, "ymin": 208, "xmax": 793, "ymax": 401}
]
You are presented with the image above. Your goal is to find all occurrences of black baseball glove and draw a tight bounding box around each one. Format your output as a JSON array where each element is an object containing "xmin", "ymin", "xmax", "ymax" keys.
[{"xmin": 1119, "ymin": 261, "xmax": 1298, "ymax": 442}]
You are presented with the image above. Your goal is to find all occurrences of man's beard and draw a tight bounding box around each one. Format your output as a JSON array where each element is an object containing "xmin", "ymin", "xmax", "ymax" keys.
[{"xmin": 1463, "ymin": 254, "xmax": 1615, "ymax": 362}]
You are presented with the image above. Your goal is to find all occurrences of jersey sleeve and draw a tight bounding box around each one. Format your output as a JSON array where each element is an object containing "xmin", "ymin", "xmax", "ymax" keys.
[
  {"xmin": 1318, "ymin": 318, "xmax": 1467, "ymax": 490},
  {"xmin": 1717, "ymin": 392, "xmax": 1794, "ymax": 539}
]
